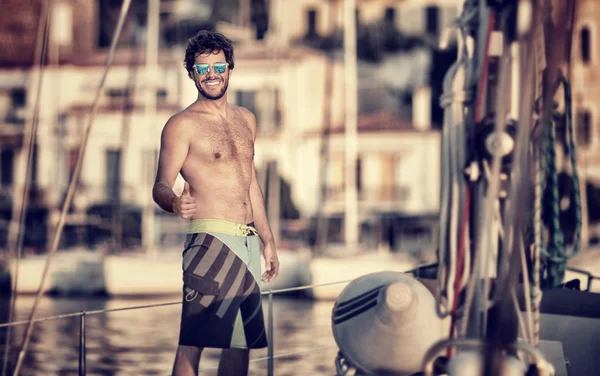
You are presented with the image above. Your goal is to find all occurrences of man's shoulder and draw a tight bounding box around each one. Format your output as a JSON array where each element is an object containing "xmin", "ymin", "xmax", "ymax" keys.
[
  {"xmin": 162, "ymin": 110, "xmax": 197, "ymax": 136},
  {"xmin": 232, "ymin": 104, "xmax": 256, "ymax": 122}
]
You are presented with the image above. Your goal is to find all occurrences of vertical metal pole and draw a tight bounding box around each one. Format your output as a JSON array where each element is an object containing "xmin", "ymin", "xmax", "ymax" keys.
[
  {"xmin": 343, "ymin": 0, "xmax": 359, "ymax": 248},
  {"xmin": 142, "ymin": 0, "xmax": 159, "ymax": 256},
  {"xmin": 267, "ymin": 290, "xmax": 274, "ymax": 376},
  {"xmin": 79, "ymin": 312, "xmax": 86, "ymax": 376}
]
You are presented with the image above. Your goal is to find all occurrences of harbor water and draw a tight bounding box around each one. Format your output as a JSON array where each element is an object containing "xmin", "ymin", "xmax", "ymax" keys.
[{"xmin": 0, "ymin": 296, "xmax": 340, "ymax": 376}]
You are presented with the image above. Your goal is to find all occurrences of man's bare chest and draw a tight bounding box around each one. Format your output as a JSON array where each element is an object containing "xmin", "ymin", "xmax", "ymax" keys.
[{"xmin": 192, "ymin": 121, "xmax": 254, "ymax": 163}]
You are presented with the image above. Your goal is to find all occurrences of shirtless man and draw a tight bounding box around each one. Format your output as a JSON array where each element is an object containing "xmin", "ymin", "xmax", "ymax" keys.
[{"xmin": 152, "ymin": 30, "xmax": 279, "ymax": 376}]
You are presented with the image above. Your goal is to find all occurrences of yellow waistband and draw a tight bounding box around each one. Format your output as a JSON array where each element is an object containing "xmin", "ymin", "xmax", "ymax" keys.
[{"xmin": 187, "ymin": 218, "xmax": 258, "ymax": 237}]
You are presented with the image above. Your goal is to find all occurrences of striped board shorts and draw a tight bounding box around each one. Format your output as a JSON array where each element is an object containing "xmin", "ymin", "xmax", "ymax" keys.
[{"xmin": 178, "ymin": 218, "xmax": 267, "ymax": 349}]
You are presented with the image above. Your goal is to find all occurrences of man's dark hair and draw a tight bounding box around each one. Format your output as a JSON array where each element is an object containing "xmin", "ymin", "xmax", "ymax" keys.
[{"xmin": 184, "ymin": 30, "xmax": 235, "ymax": 74}]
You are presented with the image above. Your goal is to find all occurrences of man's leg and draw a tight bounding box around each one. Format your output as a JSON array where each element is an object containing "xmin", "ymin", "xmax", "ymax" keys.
[
  {"xmin": 217, "ymin": 348, "xmax": 250, "ymax": 376},
  {"xmin": 172, "ymin": 345, "xmax": 203, "ymax": 376}
]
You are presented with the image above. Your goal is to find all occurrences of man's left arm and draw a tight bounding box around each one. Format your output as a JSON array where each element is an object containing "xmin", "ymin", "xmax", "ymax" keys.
[
  {"xmin": 249, "ymin": 164, "xmax": 279, "ymax": 282},
  {"xmin": 245, "ymin": 109, "xmax": 279, "ymax": 283}
]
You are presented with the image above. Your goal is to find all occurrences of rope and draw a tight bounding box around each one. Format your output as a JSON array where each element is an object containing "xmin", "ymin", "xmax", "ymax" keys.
[
  {"xmin": 455, "ymin": 8, "xmax": 497, "ymax": 338},
  {"xmin": 11, "ymin": 1, "xmax": 133, "ymax": 374},
  {"xmin": 532, "ymin": 138, "xmax": 544, "ymax": 346},
  {"xmin": 539, "ymin": 73, "xmax": 581, "ymax": 288},
  {"xmin": 435, "ymin": 2, "xmax": 478, "ymax": 321},
  {"xmin": 561, "ymin": 74, "xmax": 582, "ymax": 258},
  {"xmin": 542, "ymin": 104, "xmax": 565, "ymax": 287}
]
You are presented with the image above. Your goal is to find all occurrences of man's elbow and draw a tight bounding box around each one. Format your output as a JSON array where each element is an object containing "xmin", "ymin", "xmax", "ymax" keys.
[
  {"xmin": 151, "ymin": 182, "xmax": 162, "ymax": 205},
  {"xmin": 150, "ymin": 185, "xmax": 156, "ymax": 205}
]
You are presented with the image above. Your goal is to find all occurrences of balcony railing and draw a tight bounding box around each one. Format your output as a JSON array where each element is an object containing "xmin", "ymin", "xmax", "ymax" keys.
[
  {"xmin": 3, "ymin": 107, "xmax": 26, "ymax": 125},
  {"xmin": 325, "ymin": 185, "xmax": 410, "ymax": 202}
]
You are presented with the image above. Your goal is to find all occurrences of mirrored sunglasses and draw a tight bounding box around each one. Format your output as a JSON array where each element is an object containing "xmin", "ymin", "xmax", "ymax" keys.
[{"xmin": 195, "ymin": 63, "xmax": 228, "ymax": 75}]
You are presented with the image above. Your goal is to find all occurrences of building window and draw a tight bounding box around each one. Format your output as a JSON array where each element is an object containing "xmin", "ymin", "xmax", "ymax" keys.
[
  {"xmin": 236, "ymin": 90, "xmax": 257, "ymax": 117},
  {"xmin": 106, "ymin": 88, "xmax": 132, "ymax": 99},
  {"xmin": 384, "ymin": 7, "xmax": 396, "ymax": 26},
  {"xmin": 156, "ymin": 88, "xmax": 167, "ymax": 99},
  {"xmin": 98, "ymin": 1, "xmax": 146, "ymax": 48},
  {"xmin": 235, "ymin": 89, "xmax": 281, "ymax": 135},
  {"xmin": 106, "ymin": 149, "xmax": 122, "ymax": 200},
  {"xmin": 379, "ymin": 153, "xmax": 397, "ymax": 200},
  {"xmin": 581, "ymin": 26, "xmax": 591, "ymax": 63},
  {"xmin": 425, "ymin": 6, "xmax": 439, "ymax": 36},
  {"xmin": 274, "ymin": 88, "xmax": 282, "ymax": 127},
  {"xmin": 326, "ymin": 154, "xmax": 345, "ymax": 201},
  {"xmin": 0, "ymin": 149, "xmax": 14, "ymax": 187},
  {"xmin": 356, "ymin": 155, "xmax": 362, "ymax": 195},
  {"xmin": 236, "ymin": 90, "xmax": 268, "ymax": 134},
  {"xmin": 11, "ymin": 88, "xmax": 26, "ymax": 108},
  {"xmin": 6, "ymin": 88, "xmax": 26, "ymax": 124},
  {"xmin": 306, "ymin": 9, "xmax": 318, "ymax": 38},
  {"xmin": 31, "ymin": 144, "xmax": 38, "ymax": 186},
  {"xmin": 576, "ymin": 109, "xmax": 592, "ymax": 147}
]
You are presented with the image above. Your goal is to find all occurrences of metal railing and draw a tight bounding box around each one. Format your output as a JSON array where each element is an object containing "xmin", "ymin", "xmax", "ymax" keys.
[
  {"xmin": 566, "ymin": 266, "xmax": 600, "ymax": 291},
  {"xmin": 0, "ymin": 279, "xmax": 355, "ymax": 376},
  {"xmin": 3, "ymin": 266, "xmax": 598, "ymax": 375}
]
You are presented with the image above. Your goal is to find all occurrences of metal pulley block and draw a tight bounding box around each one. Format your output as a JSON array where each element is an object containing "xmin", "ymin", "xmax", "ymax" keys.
[{"xmin": 474, "ymin": 115, "xmax": 518, "ymax": 168}]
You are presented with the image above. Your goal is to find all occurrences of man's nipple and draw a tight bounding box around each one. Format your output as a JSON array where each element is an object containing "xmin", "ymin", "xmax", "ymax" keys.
[{"xmin": 214, "ymin": 152, "xmax": 221, "ymax": 159}]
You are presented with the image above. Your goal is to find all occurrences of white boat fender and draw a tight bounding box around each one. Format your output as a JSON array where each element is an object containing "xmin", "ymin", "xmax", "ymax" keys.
[{"xmin": 331, "ymin": 271, "xmax": 445, "ymax": 376}]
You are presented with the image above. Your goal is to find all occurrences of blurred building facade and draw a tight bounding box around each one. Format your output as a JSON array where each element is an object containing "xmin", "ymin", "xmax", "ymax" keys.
[
  {"xmin": 0, "ymin": 0, "xmax": 460, "ymax": 251},
  {"xmin": 571, "ymin": 0, "xmax": 600, "ymax": 181},
  {"xmin": 268, "ymin": 0, "xmax": 458, "ymax": 45},
  {"xmin": 566, "ymin": 0, "xmax": 600, "ymax": 242}
]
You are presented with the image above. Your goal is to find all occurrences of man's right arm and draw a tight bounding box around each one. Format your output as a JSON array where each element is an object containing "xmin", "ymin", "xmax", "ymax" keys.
[{"xmin": 152, "ymin": 115, "xmax": 191, "ymax": 213}]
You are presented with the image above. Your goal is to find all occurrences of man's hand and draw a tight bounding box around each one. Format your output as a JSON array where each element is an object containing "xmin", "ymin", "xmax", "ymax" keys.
[
  {"xmin": 262, "ymin": 242, "xmax": 280, "ymax": 283},
  {"xmin": 173, "ymin": 182, "xmax": 196, "ymax": 219}
]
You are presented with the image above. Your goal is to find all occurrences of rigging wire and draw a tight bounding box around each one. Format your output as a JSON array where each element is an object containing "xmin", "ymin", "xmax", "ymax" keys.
[
  {"xmin": 456, "ymin": 8, "xmax": 497, "ymax": 338},
  {"xmin": 1, "ymin": 1, "xmax": 50, "ymax": 375},
  {"xmin": 483, "ymin": 8, "xmax": 539, "ymax": 371},
  {"xmin": 532, "ymin": 136, "xmax": 544, "ymax": 346},
  {"xmin": 11, "ymin": 1, "xmax": 133, "ymax": 374},
  {"xmin": 436, "ymin": 3, "xmax": 477, "ymax": 320},
  {"xmin": 519, "ymin": 239, "xmax": 534, "ymax": 345}
]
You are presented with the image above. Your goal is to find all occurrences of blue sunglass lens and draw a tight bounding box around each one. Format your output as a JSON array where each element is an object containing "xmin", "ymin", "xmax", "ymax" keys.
[
  {"xmin": 214, "ymin": 64, "xmax": 227, "ymax": 74},
  {"xmin": 196, "ymin": 64, "xmax": 209, "ymax": 75}
]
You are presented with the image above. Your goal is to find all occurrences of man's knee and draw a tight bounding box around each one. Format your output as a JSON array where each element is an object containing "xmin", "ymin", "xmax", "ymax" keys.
[
  {"xmin": 176, "ymin": 345, "xmax": 203, "ymax": 359},
  {"xmin": 172, "ymin": 345, "xmax": 203, "ymax": 376}
]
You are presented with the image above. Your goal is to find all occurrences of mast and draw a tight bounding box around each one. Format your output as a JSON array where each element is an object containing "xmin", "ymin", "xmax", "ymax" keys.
[
  {"xmin": 142, "ymin": 0, "xmax": 159, "ymax": 256},
  {"xmin": 267, "ymin": 161, "xmax": 280, "ymax": 245},
  {"xmin": 343, "ymin": 0, "xmax": 359, "ymax": 248},
  {"xmin": 314, "ymin": 0, "xmax": 336, "ymax": 255}
]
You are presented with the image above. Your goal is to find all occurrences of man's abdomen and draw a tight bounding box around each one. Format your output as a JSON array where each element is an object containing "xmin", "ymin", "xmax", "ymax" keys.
[
  {"xmin": 182, "ymin": 159, "xmax": 253, "ymax": 223},
  {"xmin": 191, "ymin": 192, "xmax": 253, "ymax": 224}
]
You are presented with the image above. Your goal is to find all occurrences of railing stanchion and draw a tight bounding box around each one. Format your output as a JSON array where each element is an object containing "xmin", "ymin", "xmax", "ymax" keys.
[
  {"xmin": 268, "ymin": 290, "xmax": 274, "ymax": 376},
  {"xmin": 79, "ymin": 312, "xmax": 86, "ymax": 376}
]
